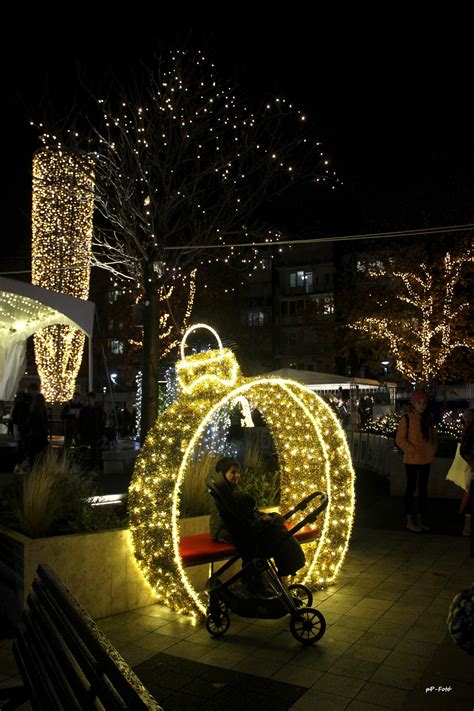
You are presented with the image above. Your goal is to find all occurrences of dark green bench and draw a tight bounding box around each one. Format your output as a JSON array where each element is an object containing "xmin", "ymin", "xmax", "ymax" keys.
[{"xmin": 0, "ymin": 563, "xmax": 162, "ymax": 710}]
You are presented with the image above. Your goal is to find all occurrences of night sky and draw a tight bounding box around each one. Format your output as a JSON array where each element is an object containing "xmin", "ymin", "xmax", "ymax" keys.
[{"xmin": 3, "ymin": 17, "xmax": 473, "ymax": 274}]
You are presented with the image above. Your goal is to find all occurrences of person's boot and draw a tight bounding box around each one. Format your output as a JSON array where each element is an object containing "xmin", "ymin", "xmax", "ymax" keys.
[
  {"xmin": 462, "ymin": 514, "xmax": 471, "ymax": 537},
  {"xmin": 417, "ymin": 516, "xmax": 430, "ymax": 532},
  {"xmin": 407, "ymin": 515, "xmax": 422, "ymax": 533}
]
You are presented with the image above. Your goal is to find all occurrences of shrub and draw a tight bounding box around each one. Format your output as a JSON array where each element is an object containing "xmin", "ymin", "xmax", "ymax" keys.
[
  {"xmin": 180, "ymin": 450, "xmax": 222, "ymax": 517},
  {"xmin": 1, "ymin": 449, "xmax": 126, "ymax": 538},
  {"xmin": 239, "ymin": 467, "xmax": 280, "ymax": 508}
]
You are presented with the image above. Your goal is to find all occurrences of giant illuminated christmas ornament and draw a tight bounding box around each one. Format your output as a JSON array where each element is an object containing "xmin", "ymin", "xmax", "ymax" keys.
[
  {"xmin": 32, "ymin": 148, "xmax": 95, "ymax": 402},
  {"xmin": 129, "ymin": 324, "xmax": 355, "ymax": 617}
]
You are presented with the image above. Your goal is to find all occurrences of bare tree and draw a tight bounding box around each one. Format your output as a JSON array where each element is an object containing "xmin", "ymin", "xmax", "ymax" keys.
[
  {"xmin": 348, "ymin": 240, "xmax": 474, "ymax": 384},
  {"xmin": 40, "ymin": 49, "xmax": 335, "ymax": 437}
]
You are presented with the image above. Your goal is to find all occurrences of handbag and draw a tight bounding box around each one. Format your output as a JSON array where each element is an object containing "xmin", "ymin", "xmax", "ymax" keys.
[{"xmin": 446, "ymin": 443, "xmax": 473, "ymax": 491}]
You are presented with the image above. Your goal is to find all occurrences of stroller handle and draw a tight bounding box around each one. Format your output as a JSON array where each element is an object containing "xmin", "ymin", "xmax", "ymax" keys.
[{"xmin": 283, "ymin": 491, "xmax": 328, "ymax": 524}]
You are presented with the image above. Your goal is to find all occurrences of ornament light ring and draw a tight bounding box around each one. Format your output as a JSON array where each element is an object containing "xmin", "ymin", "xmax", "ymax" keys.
[
  {"xmin": 171, "ymin": 378, "xmax": 339, "ymax": 616},
  {"xmin": 130, "ymin": 325, "xmax": 355, "ymax": 617},
  {"xmin": 180, "ymin": 323, "xmax": 223, "ymax": 361}
]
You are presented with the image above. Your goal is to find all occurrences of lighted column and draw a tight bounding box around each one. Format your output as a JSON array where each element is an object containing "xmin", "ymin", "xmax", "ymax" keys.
[{"xmin": 32, "ymin": 148, "xmax": 95, "ymax": 402}]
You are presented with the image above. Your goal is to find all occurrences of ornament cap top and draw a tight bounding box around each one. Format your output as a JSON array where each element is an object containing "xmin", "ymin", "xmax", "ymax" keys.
[
  {"xmin": 177, "ymin": 323, "xmax": 238, "ymax": 393},
  {"xmin": 180, "ymin": 323, "xmax": 223, "ymax": 361}
]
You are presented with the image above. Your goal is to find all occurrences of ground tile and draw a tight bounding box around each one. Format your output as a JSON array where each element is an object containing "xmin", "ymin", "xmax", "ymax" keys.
[
  {"xmin": 131, "ymin": 631, "xmax": 180, "ymax": 652},
  {"xmin": 162, "ymin": 640, "xmax": 212, "ymax": 661},
  {"xmin": 119, "ymin": 643, "xmax": 155, "ymax": 667},
  {"xmin": 289, "ymin": 688, "xmax": 350, "ymax": 710},
  {"xmin": 356, "ymin": 631, "xmax": 399, "ymax": 650},
  {"xmin": 383, "ymin": 649, "xmax": 431, "ymax": 673},
  {"xmin": 348, "ymin": 606, "xmax": 386, "ymax": 621},
  {"xmin": 0, "ymin": 655, "xmax": 18, "ymax": 677},
  {"xmin": 329, "ymin": 655, "xmax": 380, "ymax": 681},
  {"xmin": 368, "ymin": 620, "xmax": 410, "ymax": 638},
  {"xmin": 370, "ymin": 665, "xmax": 421, "ymax": 690},
  {"xmin": 346, "ymin": 644, "xmax": 390, "ymax": 663},
  {"xmin": 335, "ymin": 615, "xmax": 375, "ymax": 631},
  {"xmin": 331, "ymin": 593, "xmax": 365, "ymax": 605},
  {"xmin": 292, "ymin": 647, "xmax": 341, "ymax": 671},
  {"xmin": 325, "ymin": 626, "xmax": 365, "ymax": 643},
  {"xmin": 198, "ymin": 648, "xmax": 246, "ymax": 669},
  {"xmin": 346, "ymin": 700, "xmax": 391, "ymax": 710},
  {"xmin": 311, "ymin": 672, "xmax": 366, "ymax": 698},
  {"xmin": 356, "ymin": 598, "xmax": 394, "ymax": 611},
  {"xmin": 376, "ymin": 610, "xmax": 420, "ymax": 626},
  {"xmin": 318, "ymin": 601, "xmax": 353, "ymax": 614},
  {"xmin": 272, "ymin": 662, "xmax": 323, "ymax": 688},
  {"xmin": 356, "ymin": 681, "xmax": 408, "ymax": 710},
  {"xmin": 153, "ymin": 621, "xmax": 196, "ymax": 639},
  {"xmin": 184, "ymin": 628, "xmax": 227, "ymax": 647},
  {"xmin": 232, "ymin": 656, "xmax": 284, "ymax": 677},
  {"xmin": 367, "ymin": 589, "xmax": 404, "ymax": 602},
  {"xmin": 393, "ymin": 637, "xmax": 438, "ymax": 658},
  {"xmin": 405, "ymin": 626, "xmax": 447, "ymax": 644}
]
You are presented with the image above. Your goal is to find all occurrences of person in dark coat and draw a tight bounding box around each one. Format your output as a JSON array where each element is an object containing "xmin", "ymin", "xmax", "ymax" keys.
[
  {"xmin": 209, "ymin": 457, "xmax": 306, "ymax": 579},
  {"xmin": 61, "ymin": 392, "xmax": 82, "ymax": 449},
  {"xmin": 78, "ymin": 392, "xmax": 105, "ymax": 471},
  {"xmin": 25, "ymin": 392, "xmax": 49, "ymax": 469},
  {"xmin": 11, "ymin": 383, "xmax": 39, "ymax": 472}
]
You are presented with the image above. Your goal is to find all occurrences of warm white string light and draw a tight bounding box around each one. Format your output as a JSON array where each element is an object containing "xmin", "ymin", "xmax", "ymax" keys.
[
  {"xmin": 129, "ymin": 325, "xmax": 355, "ymax": 617},
  {"xmin": 350, "ymin": 247, "xmax": 473, "ymax": 383},
  {"xmin": 31, "ymin": 148, "xmax": 95, "ymax": 401}
]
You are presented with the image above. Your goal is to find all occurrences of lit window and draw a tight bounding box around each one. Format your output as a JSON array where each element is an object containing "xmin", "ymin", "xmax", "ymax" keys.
[
  {"xmin": 323, "ymin": 296, "xmax": 334, "ymax": 315},
  {"xmin": 247, "ymin": 311, "xmax": 265, "ymax": 327},
  {"xmin": 108, "ymin": 339, "xmax": 124, "ymax": 354},
  {"xmin": 107, "ymin": 289, "xmax": 122, "ymax": 304},
  {"xmin": 289, "ymin": 271, "xmax": 305, "ymax": 288}
]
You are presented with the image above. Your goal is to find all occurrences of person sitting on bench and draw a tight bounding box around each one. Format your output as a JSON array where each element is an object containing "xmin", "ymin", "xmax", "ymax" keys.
[{"xmin": 208, "ymin": 457, "xmax": 306, "ymax": 582}]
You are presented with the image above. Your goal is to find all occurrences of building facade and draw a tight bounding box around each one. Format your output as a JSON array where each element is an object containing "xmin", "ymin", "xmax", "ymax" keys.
[{"xmin": 240, "ymin": 243, "xmax": 336, "ymax": 372}]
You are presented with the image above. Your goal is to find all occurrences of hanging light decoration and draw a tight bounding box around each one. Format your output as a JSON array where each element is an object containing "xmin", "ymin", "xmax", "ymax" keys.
[{"xmin": 32, "ymin": 147, "xmax": 95, "ymax": 401}]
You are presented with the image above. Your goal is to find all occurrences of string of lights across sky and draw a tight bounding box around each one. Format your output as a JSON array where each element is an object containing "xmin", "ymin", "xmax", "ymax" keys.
[{"xmin": 1, "ymin": 223, "xmax": 472, "ymax": 275}]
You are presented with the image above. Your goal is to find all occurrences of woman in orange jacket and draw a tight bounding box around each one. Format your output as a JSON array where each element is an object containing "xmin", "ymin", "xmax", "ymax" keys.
[{"xmin": 395, "ymin": 391, "xmax": 437, "ymax": 533}]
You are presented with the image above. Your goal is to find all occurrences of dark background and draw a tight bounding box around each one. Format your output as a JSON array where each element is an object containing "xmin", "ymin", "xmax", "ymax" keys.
[{"xmin": 2, "ymin": 15, "xmax": 473, "ymax": 273}]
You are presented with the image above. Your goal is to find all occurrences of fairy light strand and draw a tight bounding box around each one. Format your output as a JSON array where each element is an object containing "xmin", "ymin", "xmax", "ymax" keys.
[
  {"xmin": 31, "ymin": 148, "xmax": 95, "ymax": 401},
  {"xmin": 129, "ymin": 326, "xmax": 355, "ymax": 617}
]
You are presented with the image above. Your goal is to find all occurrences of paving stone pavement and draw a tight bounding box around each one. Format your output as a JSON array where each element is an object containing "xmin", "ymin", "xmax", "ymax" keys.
[{"xmin": 1, "ymin": 527, "xmax": 472, "ymax": 710}]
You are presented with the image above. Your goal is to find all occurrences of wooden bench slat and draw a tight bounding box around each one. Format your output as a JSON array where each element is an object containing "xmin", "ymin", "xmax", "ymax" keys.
[
  {"xmin": 28, "ymin": 587, "xmax": 115, "ymax": 710},
  {"xmin": 31, "ymin": 580, "xmax": 128, "ymax": 711},
  {"xmin": 4, "ymin": 564, "xmax": 162, "ymax": 711},
  {"xmin": 36, "ymin": 564, "xmax": 161, "ymax": 710},
  {"xmin": 16, "ymin": 615, "xmax": 74, "ymax": 710}
]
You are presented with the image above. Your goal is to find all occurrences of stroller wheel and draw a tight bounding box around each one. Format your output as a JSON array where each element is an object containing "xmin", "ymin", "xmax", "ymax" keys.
[
  {"xmin": 206, "ymin": 610, "xmax": 230, "ymax": 637},
  {"xmin": 290, "ymin": 607, "xmax": 326, "ymax": 645},
  {"xmin": 288, "ymin": 583, "xmax": 313, "ymax": 608}
]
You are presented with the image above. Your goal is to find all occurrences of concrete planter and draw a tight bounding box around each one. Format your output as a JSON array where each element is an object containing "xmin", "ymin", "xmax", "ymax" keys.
[{"xmin": 0, "ymin": 515, "xmax": 212, "ymax": 629}]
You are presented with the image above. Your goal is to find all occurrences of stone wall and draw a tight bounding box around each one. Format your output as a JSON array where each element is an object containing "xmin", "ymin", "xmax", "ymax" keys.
[{"xmin": 0, "ymin": 515, "xmax": 212, "ymax": 628}]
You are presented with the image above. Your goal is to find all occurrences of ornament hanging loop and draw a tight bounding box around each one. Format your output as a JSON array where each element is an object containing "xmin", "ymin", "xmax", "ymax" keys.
[{"xmin": 180, "ymin": 323, "xmax": 223, "ymax": 361}]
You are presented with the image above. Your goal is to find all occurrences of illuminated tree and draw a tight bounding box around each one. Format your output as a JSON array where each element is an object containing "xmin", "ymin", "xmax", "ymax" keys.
[
  {"xmin": 32, "ymin": 148, "xmax": 95, "ymax": 402},
  {"xmin": 348, "ymin": 241, "xmax": 474, "ymax": 384},
  {"xmin": 40, "ymin": 49, "xmax": 334, "ymax": 436}
]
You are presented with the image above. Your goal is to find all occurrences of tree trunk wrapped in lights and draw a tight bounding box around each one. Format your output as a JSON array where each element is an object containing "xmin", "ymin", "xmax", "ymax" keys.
[
  {"xmin": 346, "ymin": 241, "xmax": 474, "ymax": 384},
  {"xmin": 36, "ymin": 48, "xmax": 336, "ymax": 436},
  {"xmin": 32, "ymin": 148, "xmax": 95, "ymax": 402}
]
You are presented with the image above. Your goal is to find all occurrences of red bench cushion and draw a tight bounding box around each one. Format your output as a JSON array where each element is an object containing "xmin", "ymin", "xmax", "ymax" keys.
[{"xmin": 179, "ymin": 524, "xmax": 319, "ymax": 567}]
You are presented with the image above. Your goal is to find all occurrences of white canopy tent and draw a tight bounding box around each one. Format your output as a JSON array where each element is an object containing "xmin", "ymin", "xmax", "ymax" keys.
[
  {"xmin": 262, "ymin": 367, "xmax": 397, "ymax": 407},
  {"xmin": 0, "ymin": 276, "xmax": 95, "ymax": 400}
]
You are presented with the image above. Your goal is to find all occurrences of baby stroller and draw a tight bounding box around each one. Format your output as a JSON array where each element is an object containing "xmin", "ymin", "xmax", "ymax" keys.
[{"xmin": 205, "ymin": 471, "xmax": 329, "ymax": 645}]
